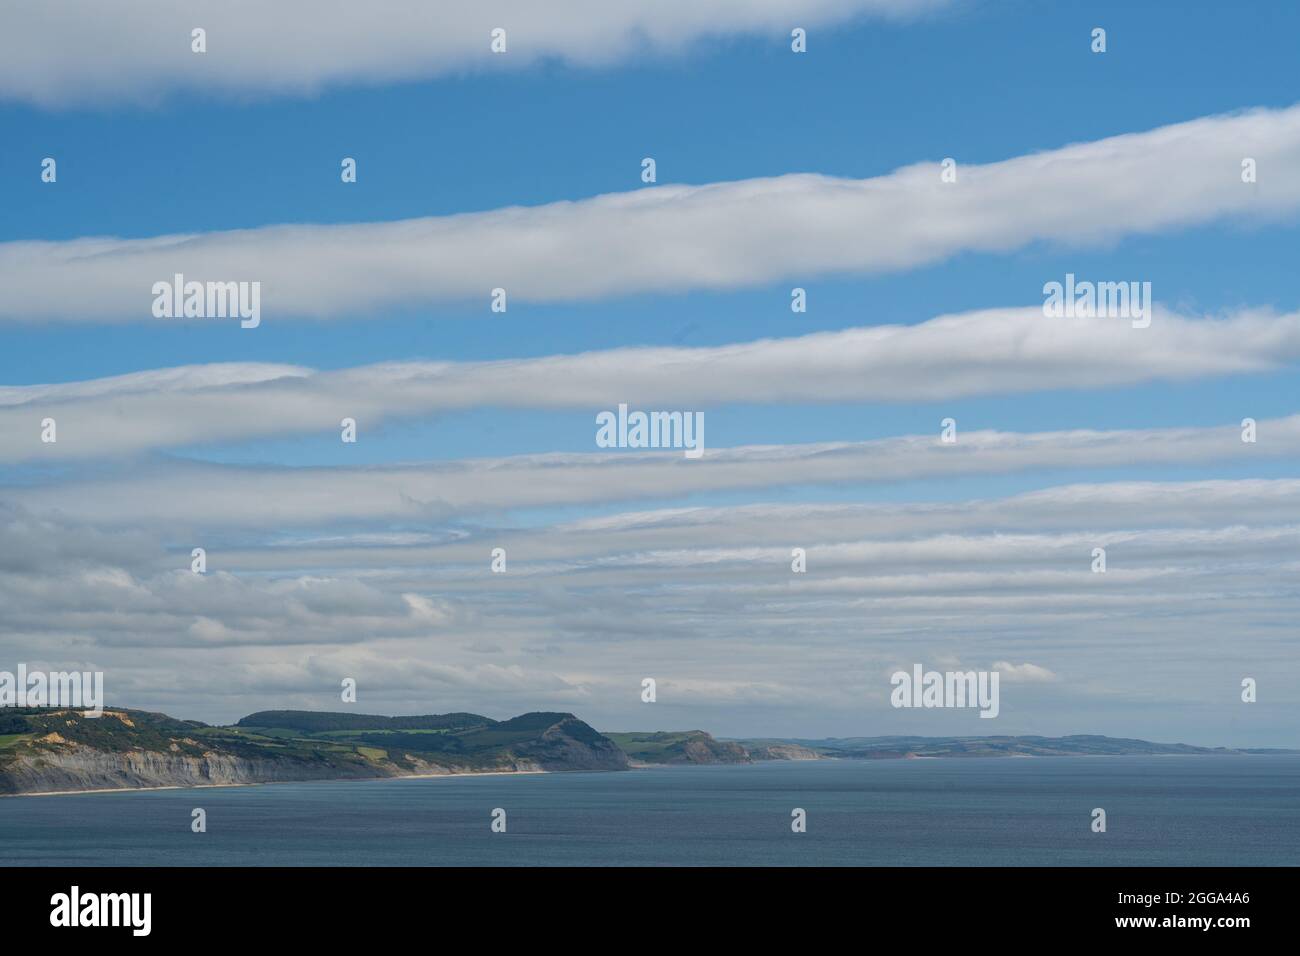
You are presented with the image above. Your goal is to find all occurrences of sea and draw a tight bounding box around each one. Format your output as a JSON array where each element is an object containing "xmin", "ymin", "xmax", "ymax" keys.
[{"xmin": 2, "ymin": 755, "xmax": 1297, "ymax": 866}]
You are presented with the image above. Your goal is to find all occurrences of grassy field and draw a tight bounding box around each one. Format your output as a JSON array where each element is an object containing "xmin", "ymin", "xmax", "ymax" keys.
[{"xmin": 605, "ymin": 732, "xmax": 686, "ymax": 756}]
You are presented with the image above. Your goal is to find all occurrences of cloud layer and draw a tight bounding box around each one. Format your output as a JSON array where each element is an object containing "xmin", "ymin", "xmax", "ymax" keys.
[
  {"xmin": 4, "ymin": 305, "xmax": 1298, "ymax": 462},
  {"xmin": 0, "ymin": 0, "xmax": 945, "ymax": 107},
  {"xmin": 4, "ymin": 477, "xmax": 1297, "ymax": 734},
  {"xmin": 9, "ymin": 412, "xmax": 1297, "ymax": 528},
  {"xmin": 4, "ymin": 104, "xmax": 1299, "ymax": 322}
]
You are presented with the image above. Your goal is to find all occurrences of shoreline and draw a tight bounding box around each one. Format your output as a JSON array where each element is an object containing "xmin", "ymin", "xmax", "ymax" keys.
[
  {"xmin": 6, "ymin": 750, "xmax": 1295, "ymax": 798},
  {"xmin": 0, "ymin": 767, "xmax": 554, "ymax": 799}
]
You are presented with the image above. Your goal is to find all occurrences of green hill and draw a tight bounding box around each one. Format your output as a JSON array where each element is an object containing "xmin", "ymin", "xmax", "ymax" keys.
[
  {"xmin": 605, "ymin": 730, "xmax": 750, "ymax": 765},
  {"xmin": 0, "ymin": 706, "xmax": 629, "ymax": 795},
  {"xmin": 236, "ymin": 710, "xmax": 490, "ymax": 733}
]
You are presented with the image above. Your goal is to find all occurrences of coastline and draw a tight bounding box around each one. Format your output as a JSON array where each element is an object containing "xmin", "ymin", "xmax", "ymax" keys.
[
  {"xmin": 0, "ymin": 767, "xmax": 553, "ymax": 799},
  {"xmin": 6, "ymin": 750, "xmax": 1294, "ymax": 798}
]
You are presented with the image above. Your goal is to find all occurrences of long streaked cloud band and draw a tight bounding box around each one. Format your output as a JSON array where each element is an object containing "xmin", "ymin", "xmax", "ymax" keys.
[
  {"xmin": 9, "ymin": 419, "xmax": 1298, "ymax": 528},
  {"xmin": 3, "ymin": 105, "xmax": 1299, "ymax": 322},
  {"xmin": 4, "ymin": 306, "xmax": 1298, "ymax": 461},
  {"xmin": 0, "ymin": 0, "xmax": 946, "ymax": 107}
]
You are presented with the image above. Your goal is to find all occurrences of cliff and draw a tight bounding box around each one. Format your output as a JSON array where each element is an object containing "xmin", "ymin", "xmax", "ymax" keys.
[
  {"xmin": 0, "ymin": 707, "xmax": 628, "ymax": 795},
  {"xmin": 605, "ymin": 730, "xmax": 753, "ymax": 765},
  {"xmin": 745, "ymin": 743, "xmax": 822, "ymax": 761}
]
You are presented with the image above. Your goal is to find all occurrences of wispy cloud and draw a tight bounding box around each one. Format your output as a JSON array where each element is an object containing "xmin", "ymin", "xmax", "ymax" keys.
[
  {"xmin": 3, "ymin": 478, "xmax": 1296, "ymax": 728},
  {"xmin": 3, "ymin": 104, "xmax": 1298, "ymax": 322},
  {"xmin": 4, "ymin": 306, "xmax": 1298, "ymax": 461},
  {"xmin": 993, "ymin": 662, "xmax": 1059, "ymax": 683},
  {"xmin": 0, "ymin": 0, "xmax": 949, "ymax": 107},
  {"xmin": 7, "ymin": 410, "xmax": 1298, "ymax": 526}
]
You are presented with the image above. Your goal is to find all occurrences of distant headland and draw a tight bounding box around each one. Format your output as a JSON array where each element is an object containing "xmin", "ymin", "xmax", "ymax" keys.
[{"xmin": 1, "ymin": 706, "xmax": 1291, "ymax": 796}]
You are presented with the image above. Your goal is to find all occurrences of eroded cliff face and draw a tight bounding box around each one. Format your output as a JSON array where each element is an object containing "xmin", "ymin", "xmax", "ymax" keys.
[
  {"xmin": 517, "ymin": 718, "xmax": 631, "ymax": 772},
  {"xmin": 608, "ymin": 729, "xmax": 758, "ymax": 765},
  {"xmin": 747, "ymin": 744, "xmax": 822, "ymax": 761},
  {"xmin": 0, "ymin": 746, "xmax": 389, "ymax": 794},
  {"xmin": 0, "ymin": 709, "xmax": 630, "ymax": 795},
  {"xmin": 677, "ymin": 736, "xmax": 751, "ymax": 764}
]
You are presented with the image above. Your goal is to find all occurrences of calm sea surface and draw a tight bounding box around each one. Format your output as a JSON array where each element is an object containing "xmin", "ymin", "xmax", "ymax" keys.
[{"xmin": 3, "ymin": 756, "xmax": 1297, "ymax": 866}]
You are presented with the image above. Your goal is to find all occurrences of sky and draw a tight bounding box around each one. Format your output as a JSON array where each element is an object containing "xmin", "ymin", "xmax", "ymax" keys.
[{"xmin": 1, "ymin": 0, "xmax": 1298, "ymax": 745}]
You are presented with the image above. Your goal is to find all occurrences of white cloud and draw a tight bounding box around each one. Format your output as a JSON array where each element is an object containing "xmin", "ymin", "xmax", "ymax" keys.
[
  {"xmin": 3, "ymin": 104, "xmax": 1299, "ymax": 321},
  {"xmin": 0, "ymin": 0, "xmax": 946, "ymax": 107},
  {"xmin": 8, "ymin": 416, "xmax": 1298, "ymax": 527},
  {"xmin": 3, "ymin": 306, "xmax": 1298, "ymax": 462},
  {"xmin": 0, "ymin": 363, "xmax": 309, "ymax": 407},
  {"xmin": 4, "ymin": 478, "xmax": 1298, "ymax": 732},
  {"xmin": 992, "ymin": 662, "xmax": 1059, "ymax": 683}
]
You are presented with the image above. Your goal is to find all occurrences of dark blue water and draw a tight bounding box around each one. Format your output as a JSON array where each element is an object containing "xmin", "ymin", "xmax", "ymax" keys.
[{"xmin": 3, "ymin": 756, "xmax": 1297, "ymax": 866}]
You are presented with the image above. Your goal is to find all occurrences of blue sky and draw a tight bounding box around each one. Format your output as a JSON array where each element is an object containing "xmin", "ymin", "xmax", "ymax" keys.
[
  {"xmin": 1, "ymin": 0, "xmax": 1298, "ymax": 743},
  {"xmin": 2, "ymin": 0, "xmax": 1299, "ymax": 470}
]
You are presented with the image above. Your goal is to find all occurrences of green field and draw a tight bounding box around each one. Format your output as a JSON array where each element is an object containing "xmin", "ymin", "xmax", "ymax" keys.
[{"xmin": 605, "ymin": 732, "xmax": 685, "ymax": 756}]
